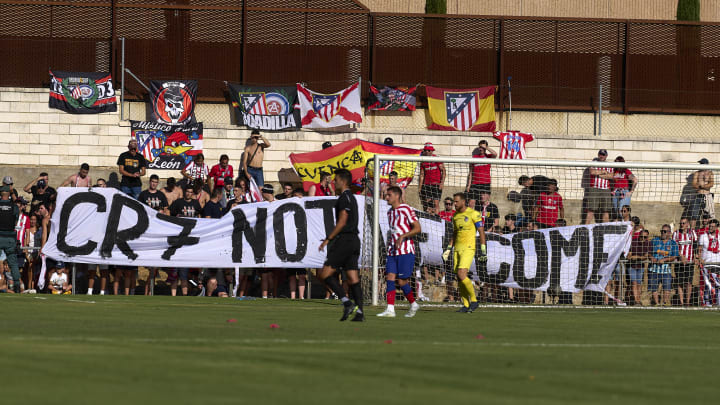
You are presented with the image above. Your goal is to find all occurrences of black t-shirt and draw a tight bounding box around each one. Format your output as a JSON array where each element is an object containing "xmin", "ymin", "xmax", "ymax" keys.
[
  {"xmin": 117, "ymin": 151, "xmax": 147, "ymax": 187},
  {"xmin": 30, "ymin": 185, "xmax": 56, "ymax": 208},
  {"xmin": 334, "ymin": 190, "xmax": 358, "ymax": 235},
  {"xmin": 480, "ymin": 202, "xmax": 500, "ymax": 231},
  {"xmin": 275, "ymin": 193, "xmax": 289, "ymax": 200},
  {"xmin": 138, "ymin": 190, "xmax": 168, "ymax": 211},
  {"xmin": 170, "ymin": 198, "xmax": 202, "ymax": 218},
  {"xmin": 203, "ymin": 200, "xmax": 223, "ymax": 219}
]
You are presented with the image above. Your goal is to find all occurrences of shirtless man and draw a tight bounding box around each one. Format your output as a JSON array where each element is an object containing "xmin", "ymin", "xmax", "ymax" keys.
[
  {"xmin": 162, "ymin": 177, "xmax": 183, "ymax": 207},
  {"xmin": 242, "ymin": 129, "xmax": 271, "ymax": 187},
  {"xmin": 60, "ymin": 163, "xmax": 92, "ymax": 188},
  {"xmin": 691, "ymin": 158, "xmax": 715, "ymax": 228}
]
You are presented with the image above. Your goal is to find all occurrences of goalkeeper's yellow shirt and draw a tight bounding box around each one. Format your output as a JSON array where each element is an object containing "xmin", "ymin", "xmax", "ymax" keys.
[{"xmin": 452, "ymin": 208, "xmax": 484, "ymax": 250}]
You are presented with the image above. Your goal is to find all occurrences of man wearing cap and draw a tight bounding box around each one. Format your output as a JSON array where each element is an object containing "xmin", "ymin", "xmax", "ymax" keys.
[
  {"xmin": 418, "ymin": 142, "xmax": 445, "ymax": 213},
  {"xmin": 466, "ymin": 139, "xmax": 497, "ymax": 209},
  {"xmin": 690, "ymin": 158, "xmax": 715, "ymax": 228},
  {"xmin": 586, "ymin": 149, "xmax": 614, "ymax": 224},
  {"xmin": 384, "ymin": 137, "xmax": 394, "ymax": 146},
  {"xmin": 242, "ymin": 129, "xmax": 271, "ymax": 187},
  {"xmin": 0, "ymin": 185, "xmax": 21, "ymax": 292},
  {"xmin": 117, "ymin": 139, "xmax": 147, "ymax": 199},
  {"xmin": 2, "ymin": 176, "xmax": 19, "ymax": 202}
]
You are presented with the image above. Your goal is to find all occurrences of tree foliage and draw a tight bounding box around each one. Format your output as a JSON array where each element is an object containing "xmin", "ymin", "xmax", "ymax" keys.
[
  {"xmin": 676, "ymin": 0, "xmax": 700, "ymax": 21},
  {"xmin": 425, "ymin": 0, "xmax": 447, "ymax": 14}
]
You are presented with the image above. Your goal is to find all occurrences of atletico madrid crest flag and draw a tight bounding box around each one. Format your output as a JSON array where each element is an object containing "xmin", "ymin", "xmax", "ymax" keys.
[
  {"xmin": 49, "ymin": 70, "xmax": 117, "ymax": 114},
  {"xmin": 426, "ymin": 86, "xmax": 496, "ymax": 132},
  {"xmin": 227, "ymin": 84, "xmax": 300, "ymax": 131},
  {"xmin": 297, "ymin": 82, "xmax": 363, "ymax": 128}
]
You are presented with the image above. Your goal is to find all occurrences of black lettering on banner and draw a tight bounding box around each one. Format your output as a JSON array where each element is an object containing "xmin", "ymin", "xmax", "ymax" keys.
[
  {"xmin": 157, "ymin": 214, "xmax": 199, "ymax": 260},
  {"xmin": 232, "ymin": 207, "xmax": 267, "ymax": 263},
  {"xmin": 589, "ymin": 225, "xmax": 626, "ymax": 286},
  {"xmin": 57, "ymin": 192, "xmax": 106, "ymax": 256},
  {"xmin": 273, "ymin": 203, "xmax": 307, "ymax": 262},
  {"xmin": 100, "ymin": 194, "xmax": 149, "ymax": 260},
  {"xmin": 511, "ymin": 231, "xmax": 549, "ymax": 289},
  {"xmin": 549, "ymin": 227, "xmax": 590, "ymax": 290},
  {"xmin": 478, "ymin": 233, "xmax": 511, "ymax": 284},
  {"xmin": 304, "ymin": 199, "xmax": 336, "ymax": 237}
]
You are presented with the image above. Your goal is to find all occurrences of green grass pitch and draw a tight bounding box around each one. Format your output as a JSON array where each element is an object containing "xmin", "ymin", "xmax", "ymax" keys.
[{"xmin": 1, "ymin": 295, "xmax": 718, "ymax": 404}]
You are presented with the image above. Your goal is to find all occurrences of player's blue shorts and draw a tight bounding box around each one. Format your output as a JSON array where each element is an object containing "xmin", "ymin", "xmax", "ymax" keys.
[{"xmin": 386, "ymin": 254, "xmax": 415, "ymax": 279}]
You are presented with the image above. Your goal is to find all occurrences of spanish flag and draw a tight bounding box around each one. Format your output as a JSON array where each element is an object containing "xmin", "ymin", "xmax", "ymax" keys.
[
  {"xmin": 289, "ymin": 139, "xmax": 420, "ymax": 191},
  {"xmin": 426, "ymin": 85, "xmax": 496, "ymax": 132}
]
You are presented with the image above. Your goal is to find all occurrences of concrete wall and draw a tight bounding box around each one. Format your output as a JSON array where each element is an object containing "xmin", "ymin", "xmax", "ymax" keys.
[
  {"xmin": 1, "ymin": 86, "xmax": 718, "ymax": 230},
  {"xmin": 360, "ymin": 0, "xmax": 720, "ymax": 21}
]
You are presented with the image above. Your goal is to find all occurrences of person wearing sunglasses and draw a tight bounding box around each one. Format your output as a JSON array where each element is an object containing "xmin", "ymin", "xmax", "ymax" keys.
[
  {"xmin": 673, "ymin": 218, "xmax": 698, "ymax": 306},
  {"xmin": 649, "ymin": 225, "xmax": 679, "ymax": 306}
]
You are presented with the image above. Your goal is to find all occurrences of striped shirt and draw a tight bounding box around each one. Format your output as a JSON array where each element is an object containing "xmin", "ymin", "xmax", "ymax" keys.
[
  {"xmin": 591, "ymin": 167, "xmax": 613, "ymax": 189},
  {"xmin": 387, "ymin": 203, "xmax": 418, "ymax": 256},
  {"xmin": 493, "ymin": 131, "xmax": 534, "ymax": 160},
  {"xmin": 184, "ymin": 161, "xmax": 209, "ymax": 181},
  {"xmin": 673, "ymin": 230, "xmax": 697, "ymax": 262},
  {"xmin": 16, "ymin": 213, "xmax": 28, "ymax": 245}
]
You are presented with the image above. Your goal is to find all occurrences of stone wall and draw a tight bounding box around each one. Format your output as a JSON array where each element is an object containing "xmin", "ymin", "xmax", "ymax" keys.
[{"xmin": 1, "ymin": 86, "xmax": 718, "ymax": 231}]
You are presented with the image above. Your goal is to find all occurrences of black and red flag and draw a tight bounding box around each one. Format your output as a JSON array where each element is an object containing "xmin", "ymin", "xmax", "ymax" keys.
[
  {"xmin": 49, "ymin": 70, "xmax": 117, "ymax": 114},
  {"xmin": 149, "ymin": 80, "xmax": 198, "ymax": 125},
  {"xmin": 367, "ymin": 85, "xmax": 417, "ymax": 111}
]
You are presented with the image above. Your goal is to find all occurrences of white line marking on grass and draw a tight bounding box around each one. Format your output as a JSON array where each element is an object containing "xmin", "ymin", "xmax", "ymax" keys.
[
  {"xmin": 66, "ymin": 299, "xmax": 96, "ymax": 304},
  {"xmin": 6, "ymin": 336, "xmax": 719, "ymax": 351}
]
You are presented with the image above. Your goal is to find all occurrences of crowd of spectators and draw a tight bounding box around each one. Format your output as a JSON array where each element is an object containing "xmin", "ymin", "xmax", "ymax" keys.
[{"xmin": 1, "ymin": 132, "xmax": 718, "ymax": 306}]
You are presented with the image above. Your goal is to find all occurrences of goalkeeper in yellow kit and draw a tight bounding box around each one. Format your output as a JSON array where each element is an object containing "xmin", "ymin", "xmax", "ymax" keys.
[{"xmin": 442, "ymin": 192, "xmax": 486, "ymax": 313}]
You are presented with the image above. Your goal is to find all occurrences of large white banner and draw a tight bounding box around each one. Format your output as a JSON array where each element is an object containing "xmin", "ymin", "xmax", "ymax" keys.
[
  {"xmin": 375, "ymin": 200, "xmax": 632, "ymax": 293},
  {"xmin": 43, "ymin": 188, "xmax": 364, "ymax": 268}
]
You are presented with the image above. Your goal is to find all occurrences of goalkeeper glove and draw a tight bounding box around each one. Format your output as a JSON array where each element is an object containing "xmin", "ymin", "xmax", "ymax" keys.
[
  {"xmin": 442, "ymin": 246, "xmax": 452, "ymax": 261},
  {"xmin": 481, "ymin": 244, "xmax": 487, "ymax": 255}
]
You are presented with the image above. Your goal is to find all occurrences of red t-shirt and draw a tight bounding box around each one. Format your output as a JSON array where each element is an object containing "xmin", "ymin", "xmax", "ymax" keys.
[
  {"xmin": 470, "ymin": 152, "xmax": 492, "ymax": 185},
  {"xmin": 536, "ymin": 191, "xmax": 563, "ymax": 226},
  {"xmin": 420, "ymin": 159, "xmax": 443, "ymax": 185},
  {"xmin": 612, "ymin": 168, "xmax": 633, "ymax": 190},
  {"xmin": 439, "ymin": 210, "xmax": 455, "ymax": 222},
  {"xmin": 209, "ymin": 164, "xmax": 234, "ymax": 188},
  {"xmin": 314, "ymin": 182, "xmax": 334, "ymax": 197}
]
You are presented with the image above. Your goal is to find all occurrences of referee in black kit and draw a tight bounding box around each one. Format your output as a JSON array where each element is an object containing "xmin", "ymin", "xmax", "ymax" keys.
[{"xmin": 318, "ymin": 168, "xmax": 364, "ymax": 322}]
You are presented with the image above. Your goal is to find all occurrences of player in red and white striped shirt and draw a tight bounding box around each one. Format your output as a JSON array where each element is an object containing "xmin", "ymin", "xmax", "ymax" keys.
[
  {"xmin": 378, "ymin": 186, "xmax": 422, "ymax": 318},
  {"xmin": 585, "ymin": 149, "xmax": 614, "ymax": 224},
  {"xmin": 673, "ymin": 217, "xmax": 698, "ymax": 306},
  {"xmin": 493, "ymin": 130, "xmax": 534, "ymax": 160}
]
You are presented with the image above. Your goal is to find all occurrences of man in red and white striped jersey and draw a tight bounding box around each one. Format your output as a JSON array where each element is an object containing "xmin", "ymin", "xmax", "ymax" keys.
[
  {"xmin": 493, "ymin": 130, "xmax": 534, "ymax": 160},
  {"xmin": 377, "ymin": 186, "xmax": 422, "ymax": 318},
  {"xmin": 585, "ymin": 149, "xmax": 614, "ymax": 224},
  {"xmin": 673, "ymin": 217, "xmax": 697, "ymax": 306}
]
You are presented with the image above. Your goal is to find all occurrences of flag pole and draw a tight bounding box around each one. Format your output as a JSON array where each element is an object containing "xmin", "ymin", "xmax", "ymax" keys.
[{"xmin": 507, "ymin": 76, "xmax": 512, "ymax": 131}]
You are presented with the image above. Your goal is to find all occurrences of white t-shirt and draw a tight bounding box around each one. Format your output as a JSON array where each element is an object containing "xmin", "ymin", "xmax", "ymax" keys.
[
  {"xmin": 699, "ymin": 230, "xmax": 720, "ymax": 265},
  {"xmin": 50, "ymin": 272, "xmax": 68, "ymax": 290}
]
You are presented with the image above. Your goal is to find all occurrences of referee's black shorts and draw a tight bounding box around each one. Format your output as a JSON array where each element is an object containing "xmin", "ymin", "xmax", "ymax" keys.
[{"xmin": 324, "ymin": 233, "xmax": 360, "ymax": 271}]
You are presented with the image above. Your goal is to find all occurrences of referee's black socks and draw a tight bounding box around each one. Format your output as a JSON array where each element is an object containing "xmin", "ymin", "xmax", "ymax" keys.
[
  {"xmin": 350, "ymin": 283, "xmax": 363, "ymax": 314},
  {"xmin": 324, "ymin": 275, "xmax": 348, "ymax": 302}
]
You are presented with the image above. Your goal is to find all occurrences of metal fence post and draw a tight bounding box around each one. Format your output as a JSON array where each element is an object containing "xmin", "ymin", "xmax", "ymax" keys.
[
  {"xmin": 120, "ymin": 36, "xmax": 125, "ymax": 121},
  {"xmin": 598, "ymin": 84, "xmax": 603, "ymax": 137},
  {"xmin": 371, "ymin": 154, "xmax": 381, "ymax": 306},
  {"xmin": 72, "ymin": 263, "xmax": 76, "ymax": 295}
]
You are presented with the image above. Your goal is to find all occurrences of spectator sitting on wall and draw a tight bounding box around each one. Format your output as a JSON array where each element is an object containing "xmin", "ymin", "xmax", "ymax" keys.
[
  {"xmin": 209, "ymin": 154, "xmax": 233, "ymax": 192},
  {"xmin": 60, "ymin": 163, "xmax": 92, "ymax": 188},
  {"xmin": 116, "ymin": 139, "xmax": 147, "ymax": 199},
  {"xmin": 23, "ymin": 172, "xmax": 57, "ymax": 208}
]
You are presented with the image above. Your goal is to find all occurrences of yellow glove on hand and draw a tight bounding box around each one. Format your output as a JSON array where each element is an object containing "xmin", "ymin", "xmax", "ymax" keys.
[
  {"xmin": 481, "ymin": 244, "xmax": 487, "ymax": 255},
  {"xmin": 442, "ymin": 249, "xmax": 451, "ymax": 261}
]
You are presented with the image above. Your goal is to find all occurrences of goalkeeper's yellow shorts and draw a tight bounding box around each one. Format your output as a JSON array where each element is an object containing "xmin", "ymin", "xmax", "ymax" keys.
[{"xmin": 453, "ymin": 248, "xmax": 476, "ymax": 271}]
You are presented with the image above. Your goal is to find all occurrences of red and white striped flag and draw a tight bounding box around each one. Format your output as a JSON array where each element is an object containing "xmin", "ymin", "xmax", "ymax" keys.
[
  {"xmin": 297, "ymin": 82, "xmax": 362, "ymax": 128},
  {"xmin": 241, "ymin": 93, "xmax": 268, "ymax": 115},
  {"xmin": 248, "ymin": 177, "xmax": 263, "ymax": 203}
]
